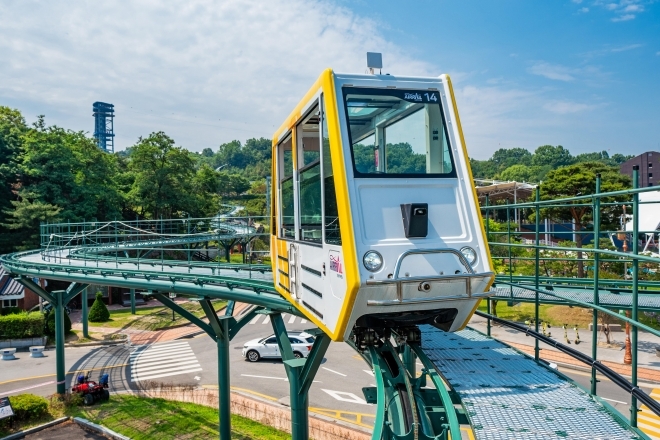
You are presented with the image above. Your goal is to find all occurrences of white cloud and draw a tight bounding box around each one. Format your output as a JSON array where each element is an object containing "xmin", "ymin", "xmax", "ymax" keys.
[
  {"xmin": 572, "ymin": 0, "xmax": 583, "ymax": 3},
  {"xmin": 595, "ymin": 0, "xmax": 647, "ymax": 22},
  {"xmin": 543, "ymin": 100, "xmax": 598, "ymax": 114},
  {"xmin": 579, "ymin": 7, "xmax": 590, "ymax": 12},
  {"xmin": 528, "ymin": 62, "xmax": 575, "ymax": 81},
  {"xmin": 612, "ymin": 13, "xmax": 636, "ymax": 21},
  {"xmin": 657, "ymin": 51, "xmax": 660, "ymax": 56},
  {"xmin": 0, "ymin": 0, "xmax": 433, "ymax": 151},
  {"xmin": 610, "ymin": 43, "xmax": 643, "ymax": 52}
]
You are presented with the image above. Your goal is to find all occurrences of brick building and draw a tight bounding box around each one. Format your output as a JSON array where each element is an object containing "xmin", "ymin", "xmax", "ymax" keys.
[
  {"xmin": 620, "ymin": 151, "xmax": 660, "ymax": 187},
  {"xmin": 0, "ymin": 268, "xmax": 40, "ymax": 311}
]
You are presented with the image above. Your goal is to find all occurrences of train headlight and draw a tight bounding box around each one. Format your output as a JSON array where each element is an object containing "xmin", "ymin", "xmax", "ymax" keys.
[
  {"xmin": 363, "ymin": 251, "xmax": 383, "ymax": 272},
  {"xmin": 460, "ymin": 247, "xmax": 478, "ymax": 266}
]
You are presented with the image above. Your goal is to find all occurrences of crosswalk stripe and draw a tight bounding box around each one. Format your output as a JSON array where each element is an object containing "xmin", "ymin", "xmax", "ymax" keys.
[
  {"xmin": 131, "ymin": 367, "xmax": 203, "ymax": 382},
  {"xmin": 133, "ymin": 360, "xmax": 201, "ymax": 374},
  {"xmin": 129, "ymin": 345, "xmax": 190, "ymax": 359},
  {"xmin": 131, "ymin": 340, "xmax": 190, "ymax": 350},
  {"xmin": 130, "ymin": 341, "xmax": 189, "ymax": 350},
  {"xmin": 130, "ymin": 354, "xmax": 195, "ymax": 367},
  {"xmin": 262, "ymin": 315, "xmax": 271, "ymax": 324},
  {"xmin": 288, "ymin": 314, "xmax": 296, "ymax": 324},
  {"xmin": 130, "ymin": 348, "xmax": 194, "ymax": 361},
  {"xmin": 129, "ymin": 341, "xmax": 202, "ymax": 383},
  {"xmin": 247, "ymin": 315, "xmax": 311, "ymax": 325},
  {"xmin": 249, "ymin": 315, "xmax": 260, "ymax": 324},
  {"xmin": 301, "ymin": 319, "xmax": 307, "ymax": 323},
  {"xmin": 130, "ymin": 343, "xmax": 190, "ymax": 356}
]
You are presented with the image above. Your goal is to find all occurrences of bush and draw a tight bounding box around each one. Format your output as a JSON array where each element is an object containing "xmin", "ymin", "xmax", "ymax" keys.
[
  {"xmin": 0, "ymin": 312, "xmax": 44, "ymax": 339},
  {"xmin": 46, "ymin": 310, "xmax": 72, "ymax": 336},
  {"xmin": 8, "ymin": 394, "xmax": 48, "ymax": 421},
  {"xmin": 0, "ymin": 306, "xmax": 22, "ymax": 316},
  {"xmin": 88, "ymin": 292, "xmax": 110, "ymax": 322}
]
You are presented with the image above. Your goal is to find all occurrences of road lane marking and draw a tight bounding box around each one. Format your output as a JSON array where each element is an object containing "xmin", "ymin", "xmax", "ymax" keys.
[
  {"xmin": 322, "ymin": 367, "xmax": 346, "ymax": 377},
  {"xmin": 130, "ymin": 341, "xmax": 202, "ymax": 382},
  {"xmin": 262, "ymin": 315, "xmax": 271, "ymax": 324},
  {"xmin": 601, "ymin": 397, "xmax": 628, "ymax": 405},
  {"xmin": 2, "ymin": 381, "xmax": 55, "ymax": 395},
  {"xmin": 363, "ymin": 370, "xmax": 374, "ymax": 377},
  {"xmin": 249, "ymin": 316, "xmax": 260, "ymax": 324},
  {"xmin": 638, "ymin": 387, "xmax": 660, "ymax": 439},
  {"xmin": 241, "ymin": 374, "xmax": 287, "ymax": 381},
  {"xmin": 288, "ymin": 315, "xmax": 296, "ymax": 324},
  {"xmin": 321, "ymin": 389, "xmax": 368, "ymax": 405},
  {"xmin": 301, "ymin": 319, "xmax": 307, "ymax": 323}
]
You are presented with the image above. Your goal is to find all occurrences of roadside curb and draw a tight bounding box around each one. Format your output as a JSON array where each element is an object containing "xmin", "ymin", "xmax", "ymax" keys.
[
  {"xmin": 73, "ymin": 416, "xmax": 130, "ymax": 440},
  {"xmin": 0, "ymin": 416, "xmax": 69, "ymax": 440}
]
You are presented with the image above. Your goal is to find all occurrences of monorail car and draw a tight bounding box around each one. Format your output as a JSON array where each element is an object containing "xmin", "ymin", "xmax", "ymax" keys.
[{"xmin": 270, "ymin": 69, "xmax": 494, "ymax": 342}]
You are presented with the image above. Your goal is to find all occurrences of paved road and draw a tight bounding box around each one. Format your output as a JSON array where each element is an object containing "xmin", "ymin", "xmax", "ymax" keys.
[
  {"xmin": 0, "ymin": 312, "xmax": 376, "ymax": 429},
  {"xmin": 2, "ymin": 315, "xmax": 654, "ymax": 432}
]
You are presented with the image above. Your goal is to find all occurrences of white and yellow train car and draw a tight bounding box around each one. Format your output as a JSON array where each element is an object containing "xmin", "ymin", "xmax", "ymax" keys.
[{"xmin": 270, "ymin": 69, "xmax": 494, "ymax": 342}]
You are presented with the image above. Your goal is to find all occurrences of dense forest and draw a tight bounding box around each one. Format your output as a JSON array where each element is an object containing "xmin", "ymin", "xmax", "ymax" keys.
[
  {"xmin": 0, "ymin": 105, "xmax": 635, "ymax": 256},
  {"xmin": 0, "ymin": 106, "xmax": 271, "ymax": 254},
  {"xmin": 470, "ymin": 145, "xmax": 632, "ymax": 182}
]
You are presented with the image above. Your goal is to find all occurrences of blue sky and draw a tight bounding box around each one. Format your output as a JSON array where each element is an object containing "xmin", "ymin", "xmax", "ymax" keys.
[{"xmin": 0, "ymin": 0, "xmax": 658, "ymax": 159}]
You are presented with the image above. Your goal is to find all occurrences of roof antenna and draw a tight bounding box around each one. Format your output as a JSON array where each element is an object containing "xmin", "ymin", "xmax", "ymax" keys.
[{"xmin": 367, "ymin": 52, "xmax": 382, "ymax": 75}]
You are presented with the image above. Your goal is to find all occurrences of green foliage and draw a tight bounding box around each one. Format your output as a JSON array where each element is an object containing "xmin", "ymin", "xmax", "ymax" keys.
[
  {"xmin": 88, "ymin": 292, "xmax": 110, "ymax": 322},
  {"xmin": 6, "ymin": 394, "xmax": 48, "ymax": 421},
  {"xmin": 0, "ymin": 306, "xmax": 21, "ymax": 316},
  {"xmin": 470, "ymin": 144, "xmax": 634, "ymax": 184},
  {"xmin": 0, "ymin": 312, "xmax": 44, "ymax": 339},
  {"xmin": 46, "ymin": 309, "xmax": 72, "ymax": 335}
]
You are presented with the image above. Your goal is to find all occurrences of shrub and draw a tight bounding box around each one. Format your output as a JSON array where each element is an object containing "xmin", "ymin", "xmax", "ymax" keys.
[
  {"xmin": 88, "ymin": 292, "xmax": 110, "ymax": 322},
  {"xmin": 46, "ymin": 310, "xmax": 72, "ymax": 336},
  {"xmin": 0, "ymin": 312, "xmax": 44, "ymax": 339},
  {"xmin": 8, "ymin": 394, "xmax": 48, "ymax": 421},
  {"xmin": 0, "ymin": 306, "xmax": 22, "ymax": 316}
]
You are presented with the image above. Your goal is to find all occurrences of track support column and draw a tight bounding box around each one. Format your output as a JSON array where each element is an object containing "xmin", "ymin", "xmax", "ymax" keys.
[
  {"xmin": 130, "ymin": 288, "xmax": 136, "ymax": 315},
  {"xmin": 15, "ymin": 278, "xmax": 88, "ymax": 395},
  {"xmin": 269, "ymin": 312, "xmax": 330, "ymax": 440},
  {"xmin": 152, "ymin": 294, "xmax": 263, "ymax": 440},
  {"xmin": 82, "ymin": 286, "xmax": 89, "ymax": 339}
]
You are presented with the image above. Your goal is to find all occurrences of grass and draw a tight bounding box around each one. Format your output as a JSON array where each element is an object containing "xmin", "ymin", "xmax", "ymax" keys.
[
  {"xmin": 1, "ymin": 394, "xmax": 289, "ymax": 439},
  {"xmin": 69, "ymin": 394, "xmax": 289, "ymax": 440},
  {"xmin": 89, "ymin": 300, "xmax": 227, "ymax": 331}
]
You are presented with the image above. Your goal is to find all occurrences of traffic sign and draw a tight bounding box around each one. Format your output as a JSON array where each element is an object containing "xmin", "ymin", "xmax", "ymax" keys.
[{"xmin": 0, "ymin": 397, "xmax": 14, "ymax": 420}]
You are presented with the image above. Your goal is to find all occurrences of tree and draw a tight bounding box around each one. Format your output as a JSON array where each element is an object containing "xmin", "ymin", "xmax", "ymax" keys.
[
  {"xmin": 17, "ymin": 117, "xmax": 121, "ymax": 222},
  {"xmin": 0, "ymin": 106, "xmax": 28, "ymax": 254},
  {"xmin": 2, "ymin": 191, "xmax": 62, "ymax": 250},
  {"xmin": 532, "ymin": 145, "xmax": 574, "ymax": 168},
  {"xmin": 127, "ymin": 132, "xmax": 198, "ymax": 219},
  {"xmin": 491, "ymin": 147, "xmax": 532, "ymax": 170},
  {"xmin": 46, "ymin": 309, "xmax": 72, "ymax": 335},
  {"xmin": 540, "ymin": 162, "xmax": 631, "ymax": 277},
  {"xmin": 88, "ymin": 292, "xmax": 110, "ymax": 322}
]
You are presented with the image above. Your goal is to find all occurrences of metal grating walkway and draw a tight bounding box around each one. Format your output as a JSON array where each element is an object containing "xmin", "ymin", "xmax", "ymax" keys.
[
  {"xmin": 491, "ymin": 286, "xmax": 660, "ymax": 311},
  {"xmin": 421, "ymin": 326, "xmax": 641, "ymax": 440}
]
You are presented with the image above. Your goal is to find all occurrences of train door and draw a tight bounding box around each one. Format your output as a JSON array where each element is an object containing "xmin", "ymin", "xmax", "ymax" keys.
[{"xmin": 295, "ymin": 102, "xmax": 326, "ymax": 321}]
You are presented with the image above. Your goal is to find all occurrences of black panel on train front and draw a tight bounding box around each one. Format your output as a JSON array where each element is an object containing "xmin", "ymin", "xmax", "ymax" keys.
[{"xmin": 400, "ymin": 203, "xmax": 428, "ymax": 238}]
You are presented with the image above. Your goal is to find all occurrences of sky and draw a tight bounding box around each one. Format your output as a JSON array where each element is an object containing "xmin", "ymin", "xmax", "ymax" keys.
[{"xmin": 0, "ymin": 0, "xmax": 658, "ymax": 160}]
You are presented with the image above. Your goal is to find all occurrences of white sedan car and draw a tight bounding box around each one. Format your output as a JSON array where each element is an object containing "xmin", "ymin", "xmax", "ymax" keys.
[{"xmin": 242, "ymin": 332, "xmax": 315, "ymax": 362}]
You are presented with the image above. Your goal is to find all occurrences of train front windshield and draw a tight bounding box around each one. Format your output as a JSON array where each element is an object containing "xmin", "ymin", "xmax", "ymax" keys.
[{"xmin": 343, "ymin": 88, "xmax": 456, "ymax": 177}]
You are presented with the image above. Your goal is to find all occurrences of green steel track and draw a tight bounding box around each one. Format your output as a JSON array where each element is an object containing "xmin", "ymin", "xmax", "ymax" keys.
[{"xmin": 1, "ymin": 218, "xmax": 656, "ymax": 439}]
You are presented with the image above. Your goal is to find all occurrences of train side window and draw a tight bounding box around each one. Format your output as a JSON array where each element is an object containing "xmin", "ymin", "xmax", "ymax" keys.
[
  {"xmin": 297, "ymin": 104, "xmax": 322, "ymax": 243},
  {"xmin": 278, "ymin": 135, "xmax": 295, "ymax": 238},
  {"xmin": 321, "ymin": 98, "xmax": 341, "ymax": 245}
]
